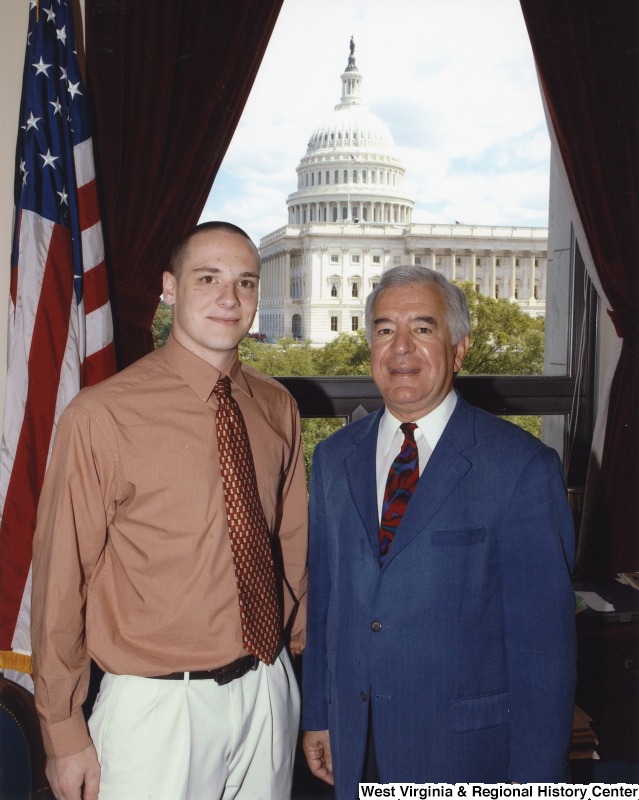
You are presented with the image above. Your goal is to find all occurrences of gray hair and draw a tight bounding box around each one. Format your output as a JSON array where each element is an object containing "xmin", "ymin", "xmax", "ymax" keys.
[{"xmin": 365, "ymin": 265, "xmax": 471, "ymax": 345}]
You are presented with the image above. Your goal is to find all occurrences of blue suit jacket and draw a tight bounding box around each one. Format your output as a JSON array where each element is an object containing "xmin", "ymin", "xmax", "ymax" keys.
[{"xmin": 302, "ymin": 394, "xmax": 576, "ymax": 798}]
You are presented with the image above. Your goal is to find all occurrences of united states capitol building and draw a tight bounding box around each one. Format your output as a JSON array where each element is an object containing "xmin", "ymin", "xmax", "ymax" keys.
[{"xmin": 257, "ymin": 39, "xmax": 548, "ymax": 345}]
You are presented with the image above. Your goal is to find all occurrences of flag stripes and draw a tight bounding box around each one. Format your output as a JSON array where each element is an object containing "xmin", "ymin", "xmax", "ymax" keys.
[{"xmin": 0, "ymin": 0, "xmax": 116, "ymax": 673}]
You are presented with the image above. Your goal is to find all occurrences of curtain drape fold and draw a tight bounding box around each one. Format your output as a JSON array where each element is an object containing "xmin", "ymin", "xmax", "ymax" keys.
[
  {"xmin": 85, "ymin": 0, "xmax": 284, "ymax": 367},
  {"xmin": 520, "ymin": 0, "xmax": 639, "ymax": 575}
]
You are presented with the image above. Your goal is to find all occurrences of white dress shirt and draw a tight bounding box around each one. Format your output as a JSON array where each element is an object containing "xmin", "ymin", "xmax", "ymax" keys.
[{"xmin": 376, "ymin": 389, "xmax": 458, "ymax": 522}]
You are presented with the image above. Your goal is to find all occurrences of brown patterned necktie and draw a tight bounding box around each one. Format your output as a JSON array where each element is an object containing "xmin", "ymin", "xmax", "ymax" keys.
[{"xmin": 213, "ymin": 374, "xmax": 281, "ymax": 664}]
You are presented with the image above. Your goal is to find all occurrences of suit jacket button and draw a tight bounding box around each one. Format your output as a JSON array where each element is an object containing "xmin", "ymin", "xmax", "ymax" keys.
[{"xmin": 371, "ymin": 620, "xmax": 382, "ymax": 632}]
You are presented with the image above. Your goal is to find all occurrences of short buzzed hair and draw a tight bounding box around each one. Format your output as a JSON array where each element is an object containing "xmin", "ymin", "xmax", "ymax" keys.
[
  {"xmin": 168, "ymin": 221, "xmax": 260, "ymax": 279},
  {"xmin": 365, "ymin": 265, "xmax": 471, "ymax": 345}
]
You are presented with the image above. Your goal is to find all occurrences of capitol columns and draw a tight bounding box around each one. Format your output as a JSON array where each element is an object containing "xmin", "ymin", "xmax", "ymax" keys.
[
  {"xmin": 509, "ymin": 250, "xmax": 518, "ymax": 300},
  {"xmin": 470, "ymin": 249, "xmax": 477, "ymax": 289},
  {"xmin": 490, "ymin": 253, "xmax": 497, "ymax": 299}
]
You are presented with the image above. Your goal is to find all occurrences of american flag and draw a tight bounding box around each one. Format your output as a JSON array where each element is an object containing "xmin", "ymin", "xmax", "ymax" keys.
[{"xmin": 0, "ymin": 0, "xmax": 116, "ymax": 680}]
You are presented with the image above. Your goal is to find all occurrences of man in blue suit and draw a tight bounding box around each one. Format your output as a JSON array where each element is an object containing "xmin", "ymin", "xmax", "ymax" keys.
[{"xmin": 302, "ymin": 266, "xmax": 576, "ymax": 797}]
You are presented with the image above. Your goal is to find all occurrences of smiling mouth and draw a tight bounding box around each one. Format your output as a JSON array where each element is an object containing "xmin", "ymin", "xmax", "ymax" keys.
[
  {"xmin": 389, "ymin": 367, "xmax": 419, "ymax": 375},
  {"xmin": 209, "ymin": 316, "xmax": 240, "ymax": 324}
]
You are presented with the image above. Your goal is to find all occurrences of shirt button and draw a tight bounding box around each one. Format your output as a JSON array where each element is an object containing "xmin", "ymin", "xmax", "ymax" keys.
[
  {"xmin": 371, "ymin": 620, "xmax": 382, "ymax": 632},
  {"xmin": 360, "ymin": 691, "xmax": 367, "ymax": 702}
]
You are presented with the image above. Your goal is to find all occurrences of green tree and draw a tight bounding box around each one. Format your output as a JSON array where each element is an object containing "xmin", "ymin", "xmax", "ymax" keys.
[
  {"xmin": 301, "ymin": 418, "xmax": 344, "ymax": 476},
  {"xmin": 458, "ymin": 282, "xmax": 545, "ymax": 376},
  {"xmin": 312, "ymin": 330, "xmax": 371, "ymax": 376},
  {"xmin": 238, "ymin": 337, "xmax": 316, "ymax": 376},
  {"xmin": 152, "ymin": 300, "xmax": 173, "ymax": 349}
]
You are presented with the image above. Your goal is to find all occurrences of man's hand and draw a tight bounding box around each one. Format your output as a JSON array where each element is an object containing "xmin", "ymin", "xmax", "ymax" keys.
[
  {"xmin": 45, "ymin": 744, "xmax": 100, "ymax": 800},
  {"xmin": 303, "ymin": 729, "xmax": 334, "ymax": 785}
]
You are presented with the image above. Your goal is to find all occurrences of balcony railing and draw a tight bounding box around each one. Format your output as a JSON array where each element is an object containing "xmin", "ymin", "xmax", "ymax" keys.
[{"xmin": 277, "ymin": 374, "xmax": 580, "ymax": 423}]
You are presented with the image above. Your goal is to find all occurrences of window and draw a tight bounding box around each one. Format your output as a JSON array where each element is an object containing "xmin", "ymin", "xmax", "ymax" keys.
[
  {"xmin": 414, "ymin": 256, "xmax": 422, "ymax": 265},
  {"xmin": 351, "ymin": 255, "xmax": 360, "ymax": 263},
  {"xmin": 496, "ymin": 258, "xmax": 501, "ymax": 266},
  {"xmin": 352, "ymin": 283, "xmax": 359, "ymax": 298},
  {"xmin": 352, "ymin": 170, "xmax": 358, "ymax": 183},
  {"xmin": 330, "ymin": 283, "xmax": 338, "ymax": 297},
  {"xmin": 351, "ymin": 316, "xmax": 359, "ymax": 331},
  {"xmin": 372, "ymin": 255, "xmax": 381, "ymax": 264},
  {"xmin": 343, "ymin": 170, "xmax": 348, "ymax": 183},
  {"xmin": 335, "ymin": 170, "xmax": 339, "ymax": 184},
  {"xmin": 292, "ymin": 314, "xmax": 302, "ymax": 339},
  {"xmin": 330, "ymin": 316, "xmax": 338, "ymax": 332},
  {"xmin": 331, "ymin": 254, "xmax": 339, "ymax": 263},
  {"xmin": 455, "ymin": 257, "xmax": 461, "ymax": 266},
  {"xmin": 326, "ymin": 171, "xmax": 330, "ymax": 184}
]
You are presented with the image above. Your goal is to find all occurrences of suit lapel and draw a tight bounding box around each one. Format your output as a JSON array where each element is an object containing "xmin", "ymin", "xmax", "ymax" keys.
[
  {"xmin": 345, "ymin": 408, "xmax": 384, "ymax": 556},
  {"xmin": 382, "ymin": 396, "xmax": 476, "ymax": 567}
]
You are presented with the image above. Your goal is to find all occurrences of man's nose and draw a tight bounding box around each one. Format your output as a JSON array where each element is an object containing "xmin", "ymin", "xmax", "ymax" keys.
[
  {"xmin": 216, "ymin": 283, "xmax": 240, "ymax": 306},
  {"xmin": 391, "ymin": 330, "xmax": 414, "ymax": 354}
]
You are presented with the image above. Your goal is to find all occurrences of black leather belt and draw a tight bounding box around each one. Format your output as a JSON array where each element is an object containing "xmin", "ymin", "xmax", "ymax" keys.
[{"xmin": 148, "ymin": 655, "xmax": 259, "ymax": 685}]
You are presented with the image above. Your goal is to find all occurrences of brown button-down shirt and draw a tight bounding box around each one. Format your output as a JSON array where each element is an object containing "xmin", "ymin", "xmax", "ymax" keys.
[{"xmin": 31, "ymin": 334, "xmax": 307, "ymax": 758}]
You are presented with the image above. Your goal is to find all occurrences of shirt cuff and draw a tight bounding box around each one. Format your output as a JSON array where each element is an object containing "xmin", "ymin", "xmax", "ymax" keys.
[{"xmin": 40, "ymin": 709, "xmax": 93, "ymax": 759}]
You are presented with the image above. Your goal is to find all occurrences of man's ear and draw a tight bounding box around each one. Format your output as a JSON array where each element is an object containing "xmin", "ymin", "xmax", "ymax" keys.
[
  {"xmin": 162, "ymin": 271, "xmax": 177, "ymax": 306},
  {"xmin": 453, "ymin": 334, "xmax": 471, "ymax": 373}
]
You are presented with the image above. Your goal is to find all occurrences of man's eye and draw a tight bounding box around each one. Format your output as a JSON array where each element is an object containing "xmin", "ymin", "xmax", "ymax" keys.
[
  {"xmin": 201, "ymin": 275, "xmax": 214, "ymax": 284},
  {"xmin": 376, "ymin": 328, "xmax": 392, "ymax": 336},
  {"xmin": 239, "ymin": 280, "xmax": 256, "ymax": 289}
]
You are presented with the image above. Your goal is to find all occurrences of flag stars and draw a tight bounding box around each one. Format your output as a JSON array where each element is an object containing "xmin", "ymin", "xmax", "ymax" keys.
[
  {"xmin": 50, "ymin": 98, "xmax": 62, "ymax": 115},
  {"xmin": 24, "ymin": 112, "xmax": 42, "ymax": 131},
  {"xmin": 44, "ymin": 6, "xmax": 57, "ymax": 23},
  {"xmin": 67, "ymin": 80, "xmax": 82, "ymax": 100},
  {"xmin": 33, "ymin": 57, "xmax": 52, "ymax": 76},
  {"xmin": 56, "ymin": 26, "xmax": 67, "ymax": 45},
  {"xmin": 40, "ymin": 149, "xmax": 59, "ymax": 169},
  {"xmin": 60, "ymin": 66, "xmax": 67, "ymax": 82},
  {"xmin": 57, "ymin": 187, "xmax": 69, "ymax": 206}
]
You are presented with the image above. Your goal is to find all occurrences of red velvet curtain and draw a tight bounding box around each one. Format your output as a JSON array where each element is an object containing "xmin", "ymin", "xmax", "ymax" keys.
[
  {"xmin": 85, "ymin": 0, "xmax": 283, "ymax": 367},
  {"xmin": 520, "ymin": 0, "xmax": 639, "ymax": 575}
]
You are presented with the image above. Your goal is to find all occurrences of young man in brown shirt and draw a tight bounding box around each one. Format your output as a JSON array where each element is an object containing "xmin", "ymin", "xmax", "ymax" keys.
[{"xmin": 31, "ymin": 222, "xmax": 307, "ymax": 800}]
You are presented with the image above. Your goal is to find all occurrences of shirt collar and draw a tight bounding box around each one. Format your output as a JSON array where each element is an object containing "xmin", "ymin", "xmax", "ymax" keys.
[
  {"xmin": 162, "ymin": 333, "xmax": 253, "ymax": 403},
  {"xmin": 378, "ymin": 389, "xmax": 458, "ymax": 456}
]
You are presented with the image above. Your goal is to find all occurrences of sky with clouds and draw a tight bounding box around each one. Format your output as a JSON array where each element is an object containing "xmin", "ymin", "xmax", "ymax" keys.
[{"xmin": 200, "ymin": 0, "xmax": 550, "ymax": 246}]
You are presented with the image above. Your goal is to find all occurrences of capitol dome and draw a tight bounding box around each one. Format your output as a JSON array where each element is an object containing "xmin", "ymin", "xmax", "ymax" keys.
[{"xmin": 286, "ymin": 39, "xmax": 414, "ymax": 226}]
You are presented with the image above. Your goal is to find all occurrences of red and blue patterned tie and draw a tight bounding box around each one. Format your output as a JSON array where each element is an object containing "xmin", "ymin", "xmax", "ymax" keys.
[{"xmin": 379, "ymin": 422, "xmax": 419, "ymax": 564}]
